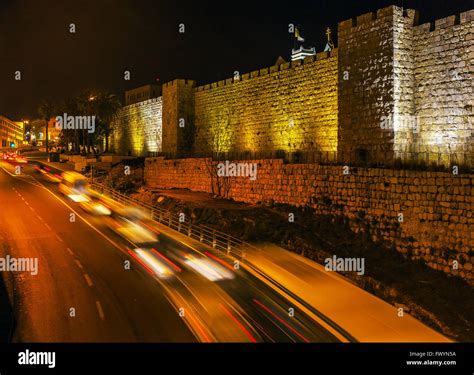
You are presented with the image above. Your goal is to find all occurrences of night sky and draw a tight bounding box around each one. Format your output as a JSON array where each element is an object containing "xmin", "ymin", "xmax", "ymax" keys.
[{"xmin": 0, "ymin": 0, "xmax": 472, "ymax": 119}]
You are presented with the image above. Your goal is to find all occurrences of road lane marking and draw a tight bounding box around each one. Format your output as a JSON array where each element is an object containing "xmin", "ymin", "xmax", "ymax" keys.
[
  {"xmin": 1, "ymin": 166, "xmax": 43, "ymax": 187},
  {"xmin": 74, "ymin": 259, "xmax": 84, "ymax": 270},
  {"xmin": 95, "ymin": 301, "xmax": 105, "ymax": 321},
  {"xmin": 33, "ymin": 181, "xmax": 135, "ymax": 256},
  {"xmin": 83, "ymin": 274, "xmax": 94, "ymax": 287},
  {"xmin": 55, "ymin": 235, "xmax": 64, "ymax": 242},
  {"xmin": 66, "ymin": 248, "xmax": 74, "ymax": 255}
]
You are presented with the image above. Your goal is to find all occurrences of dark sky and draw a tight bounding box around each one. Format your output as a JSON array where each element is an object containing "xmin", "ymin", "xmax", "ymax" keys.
[{"xmin": 0, "ymin": 0, "xmax": 472, "ymax": 119}]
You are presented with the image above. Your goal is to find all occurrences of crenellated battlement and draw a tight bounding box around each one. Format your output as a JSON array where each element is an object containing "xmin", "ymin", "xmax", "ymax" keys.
[
  {"xmin": 339, "ymin": 5, "xmax": 396, "ymax": 31},
  {"xmin": 122, "ymin": 96, "xmax": 161, "ymax": 110},
  {"xmin": 339, "ymin": 5, "xmax": 473, "ymax": 35},
  {"xmin": 414, "ymin": 10, "xmax": 474, "ymax": 34},
  {"xmin": 195, "ymin": 49, "xmax": 337, "ymax": 93},
  {"xmin": 162, "ymin": 79, "xmax": 196, "ymax": 89},
  {"xmin": 339, "ymin": 5, "xmax": 421, "ymax": 32}
]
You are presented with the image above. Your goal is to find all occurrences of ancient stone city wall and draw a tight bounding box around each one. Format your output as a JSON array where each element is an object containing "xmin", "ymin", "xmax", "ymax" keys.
[
  {"xmin": 337, "ymin": 6, "xmax": 474, "ymax": 164},
  {"xmin": 145, "ymin": 156, "xmax": 474, "ymax": 283},
  {"xmin": 193, "ymin": 51, "xmax": 338, "ymax": 154},
  {"xmin": 111, "ymin": 97, "xmax": 162, "ymax": 156},
  {"xmin": 409, "ymin": 12, "xmax": 474, "ymax": 158},
  {"xmin": 112, "ymin": 6, "xmax": 473, "ymax": 164}
]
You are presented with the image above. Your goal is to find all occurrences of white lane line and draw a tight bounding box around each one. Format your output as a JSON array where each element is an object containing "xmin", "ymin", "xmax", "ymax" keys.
[
  {"xmin": 83, "ymin": 274, "xmax": 94, "ymax": 287},
  {"xmin": 74, "ymin": 259, "xmax": 84, "ymax": 270},
  {"xmin": 34, "ymin": 215, "xmax": 51, "ymax": 231},
  {"xmin": 55, "ymin": 235, "xmax": 64, "ymax": 242},
  {"xmin": 66, "ymin": 247, "xmax": 74, "ymax": 255},
  {"xmin": 95, "ymin": 301, "xmax": 105, "ymax": 321}
]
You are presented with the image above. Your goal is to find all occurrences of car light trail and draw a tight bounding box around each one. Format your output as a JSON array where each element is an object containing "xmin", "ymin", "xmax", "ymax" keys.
[
  {"xmin": 219, "ymin": 303, "xmax": 257, "ymax": 343},
  {"xmin": 151, "ymin": 248, "xmax": 182, "ymax": 272},
  {"xmin": 134, "ymin": 249, "xmax": 173, "ymax": 278},
  {"xmin": 253, "ymin": 299, "xmax": 310, "ymax": 343},
  {"xmin": 184, "ymin": 257, "xmax": 234, "ymax": 281},
  {"xmin": 204, "ymin": 251, "xmax": 234, "ymax": 272},
  {"xmin": 127, "ymin": 249, "xmax": 154, "ymax": 275}
]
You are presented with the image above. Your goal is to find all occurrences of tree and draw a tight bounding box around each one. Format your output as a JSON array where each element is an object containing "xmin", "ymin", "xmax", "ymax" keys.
[
  {"xmin": 38, "ymin": 100, "xmax": 56, "ymax": 154},
  {"xmin": 95, "ymin": 92, "xmax": 121, "ymax": 153},
  {"xmin": 204, "ymin": 108, "xmax": 235, "ymax": 197}
]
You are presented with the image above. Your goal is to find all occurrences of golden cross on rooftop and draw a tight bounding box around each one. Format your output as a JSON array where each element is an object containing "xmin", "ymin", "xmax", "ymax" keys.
[{"xmin": 326, "ymin": 27, "xmax": 332, "ymax": 42}]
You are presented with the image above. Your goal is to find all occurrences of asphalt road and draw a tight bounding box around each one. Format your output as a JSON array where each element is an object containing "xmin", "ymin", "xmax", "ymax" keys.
[
  {"xmin": 0, "ymin": 160, "xmax": 340, "ymax": 342},
  {"xmin": 0, "ymin": 162, "xmax": 195, "ymax": 342}
]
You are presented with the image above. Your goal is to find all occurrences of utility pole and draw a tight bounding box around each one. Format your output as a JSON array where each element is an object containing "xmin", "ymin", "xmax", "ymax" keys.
[{"xmin": 45, "ymin": 119, "xmax": 49, "ymax": 156}]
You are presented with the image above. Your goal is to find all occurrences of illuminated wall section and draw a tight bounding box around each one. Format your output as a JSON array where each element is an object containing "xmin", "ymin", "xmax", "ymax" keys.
[
  {"xmin": 409, "ymin": 11, "xmax": 474, "ymax": 165},
  {"xmin": 193, "ymin": 51, "xmax": 338, "ymax": 154},
  {"xmin": 337, "ymin": 7, "xmax": 400, "ymax": 164},
  {"xmin": 111, "ymin": 97, "xmax": 162, "ymax": 156},
  {"xmin": 338, "ymin": 5, "xmax": 473, "ymax": 165}
]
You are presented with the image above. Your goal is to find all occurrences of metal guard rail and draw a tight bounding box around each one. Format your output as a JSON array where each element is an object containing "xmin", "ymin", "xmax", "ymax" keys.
[{"xmin": 89, "ymin": 181, "xmax": 253, "ymax": 260}]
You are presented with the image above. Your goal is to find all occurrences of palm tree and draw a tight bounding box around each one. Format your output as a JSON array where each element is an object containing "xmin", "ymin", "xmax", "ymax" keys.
[
  {"xmin": 95, "ymin": 92, "xmax": 121, "ymax": 153},
  {"xmin": 38, "ymin": 100, "xmax": 56, "ymax": 154}
]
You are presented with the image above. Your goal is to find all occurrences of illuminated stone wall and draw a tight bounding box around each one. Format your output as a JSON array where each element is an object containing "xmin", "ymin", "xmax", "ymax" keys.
[
  {"xmin": 113, "ymin": 5, "xmax": 473, "ymax": 163},
  {"xmin": 408, "ymin": 11, "xmax": 474, "ymax": 162},
  {"xmin": 193, "ymin": 51, "xmax": 338, "ymax": 154},
  {"xmin": 338, "ymin": 6, "xmax": 411, "ymax": 163},
  {"xmin": 162, "ymin": 79, "xmax": 196, "ymax": 154},
  {"xmin": 111, "ymin": 97, "xmax": 162, "ymax": 156},
  {"xmin": 338, "ymin": 5, "xmax": 474, "ymax": 164},
  {"xmin": 145, "ymin": 157, "xmax": 474, "ymax": 283}
]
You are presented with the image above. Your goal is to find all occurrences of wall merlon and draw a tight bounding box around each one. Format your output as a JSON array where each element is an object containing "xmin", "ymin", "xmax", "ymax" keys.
[
  {"xmin": 435, "ymin": 15, "xmax": 457, "ymax": 29},
  {"xmin": 460, "ymin": 9, "xmax": 474, "ymax": 23},
  {"xmin": 377, "ymin": 5, "xmax": 399, "ymax": 19},
  {"xmin": 303, "ymin": 55, "xmax": 315, "ymax": 64},
  {"xmin": 218, "ymin": 80, "xmax": 225, "ymax": 87},
  {"xmin": 316, "ymin": 51, "xmax": 330, "ymax": 61},
  {"xmin": 338, "ymin": 18, "xmax": 354, "ymax": 32},
  {"xmin": 225, "ymin": 78, "xmax": 233, "ymax": 85},
  {"xmin": 413, "ymin": 22, "xmax": 432, "ymax": 33},
  {"xmin": 291, "ymin": 60, "xmax": 302, "ymax": 68},
  {"xmin": 269, "ymin": 65, "xmax": 279, "ymax": 73},
  {"xmin": 356, "ymin": 11, "xmax": 376, "ymax": 26},
  {"xmin": 241, "ymin": 73, "xmax": 250, "ymax": 80},
  {"xmin": 403, "ymin": 9, "xmax": 419, "ymax": 25},
  {"xmin": 250, "ymin": 70, "xmax": 259, "ymax": 78},
  {"xmin": 259, "ymin": 67, "xmax": 269, "ymax": 76}
]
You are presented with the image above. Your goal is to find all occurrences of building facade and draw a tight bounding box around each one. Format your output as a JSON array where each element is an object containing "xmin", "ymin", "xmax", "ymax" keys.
[{"xmin": 0, "ymin": 115, "xmax": 24, "ymax": 148}]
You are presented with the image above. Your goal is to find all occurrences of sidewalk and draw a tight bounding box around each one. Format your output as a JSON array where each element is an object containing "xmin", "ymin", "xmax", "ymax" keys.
[{"xmin": 244, "ymin": 244, "xmax": 450, "ymax": 342}]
